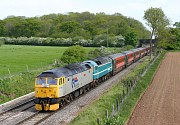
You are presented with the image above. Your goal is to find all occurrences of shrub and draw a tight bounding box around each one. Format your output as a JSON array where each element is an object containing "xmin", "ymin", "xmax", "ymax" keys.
[
  {"xmin": 88, "ymin": 46, "xmax": 111, "ymax": 59},
  {"xmin": 61, "ymin": 45, "xmax": 87, "ymax": 64}
]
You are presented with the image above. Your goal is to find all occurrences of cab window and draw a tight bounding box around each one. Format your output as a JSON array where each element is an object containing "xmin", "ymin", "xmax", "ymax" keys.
[
  {"xmin": 59, "ymin": 77, "xmax": 65, "ymax": 85},
  {"xmin": 47, "ymin": 78, "xmax": 57, "ymax": 85},
  {"xmin": 36, "ymin": 78, "xmax": 46, "ymax": 85}
]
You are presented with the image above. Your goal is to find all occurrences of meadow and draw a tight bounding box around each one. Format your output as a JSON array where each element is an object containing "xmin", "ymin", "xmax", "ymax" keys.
[
  {"xmin": 0, "ymin": 45, "xmax": 97, "ymax": 76},
  {"xmin": 0, "ymin": 45, "xmax": 67, "ymax": 76}
]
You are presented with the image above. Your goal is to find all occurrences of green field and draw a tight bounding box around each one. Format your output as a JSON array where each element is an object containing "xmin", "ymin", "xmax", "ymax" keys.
[
  {"xmin": 0, "ymin": 45, "xmax": 68, "ymax": 76},
  {"xmin": 0, "ymin": 45, "xmax": 99, "ymax": 76}
]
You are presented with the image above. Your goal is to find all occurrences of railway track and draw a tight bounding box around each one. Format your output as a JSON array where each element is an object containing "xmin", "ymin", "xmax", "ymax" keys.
[
  {"xmin": 0, "ymin": 98, "xmax": 34, "ymax": 122},
  {"xmin": 15, "ymin": 91, "xmax": 90, "ymax": 125}
]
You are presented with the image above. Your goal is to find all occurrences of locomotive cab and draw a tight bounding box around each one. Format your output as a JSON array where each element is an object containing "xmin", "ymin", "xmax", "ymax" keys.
[{"xmin": 34, "ymin": 75, "xmax": 65, "ymax": 111}]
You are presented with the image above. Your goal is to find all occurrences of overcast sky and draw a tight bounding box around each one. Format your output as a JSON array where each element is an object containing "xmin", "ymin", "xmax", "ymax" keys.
[{"xmin": 0, "ymin": 0, "xmax": 179, "ymax": 26}]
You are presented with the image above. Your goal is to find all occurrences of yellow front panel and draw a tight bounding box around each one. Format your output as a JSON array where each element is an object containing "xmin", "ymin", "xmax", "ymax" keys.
[{"xmin": 35, "ymin": 86, "xmax": 59, "ymax": 98}]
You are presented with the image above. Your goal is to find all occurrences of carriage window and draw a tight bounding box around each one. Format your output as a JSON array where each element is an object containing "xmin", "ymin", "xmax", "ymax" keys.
[
  {"xmin": 36, "ymin": 78, "xmax": 46, "ymax": 85},
  {"xmin": 47, "ymin": 78, "xmax": 57, "ymax": 85}
]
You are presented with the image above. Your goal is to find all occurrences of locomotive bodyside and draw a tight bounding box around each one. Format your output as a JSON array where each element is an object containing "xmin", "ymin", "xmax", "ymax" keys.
[
  {"xmin": 84, "ymin": 56, "xmax": 113, "ymax": 80},
  {"xmin": 34, "ymin": 63, "xmax": 93, "ymax": 111}
]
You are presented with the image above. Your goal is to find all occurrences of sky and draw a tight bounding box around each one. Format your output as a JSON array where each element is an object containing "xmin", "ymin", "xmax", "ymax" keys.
[{"xmin": 0, "ymin": 0, "xmax": 179, "ymax": 27}]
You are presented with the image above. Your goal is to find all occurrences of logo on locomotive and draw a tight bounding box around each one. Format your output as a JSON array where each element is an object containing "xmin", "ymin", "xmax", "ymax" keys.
[{"xmin": 72, "ymin": 77, "xmax": 79, "ymax": 88}]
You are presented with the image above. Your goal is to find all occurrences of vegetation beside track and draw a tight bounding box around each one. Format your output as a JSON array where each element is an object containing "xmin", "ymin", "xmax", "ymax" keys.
[
  {"xmin": 100, "ymin": 51, "xmax": 166, "ymax": 125},
  {"xmin": 69, "ymin": 54, "xmax": 156, "ymax": 125}
]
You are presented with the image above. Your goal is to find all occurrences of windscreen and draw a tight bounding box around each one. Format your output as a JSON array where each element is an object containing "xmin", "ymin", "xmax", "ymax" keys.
[
  {"xmin": 47, "ymin": 78, "xmax": 57, "ymax": 85},
  {"xmin": 36, "ymin": 77, "xmax": 57, "ymax": 85},
  {"xmin": 36, "ymin": 78, "xmax": 46, "ymax": 85}
]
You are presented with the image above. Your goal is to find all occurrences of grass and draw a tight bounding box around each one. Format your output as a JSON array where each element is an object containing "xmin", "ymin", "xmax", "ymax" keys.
[
  {"xmin": 0, "ymin": 45, "xmax": 68, "ymax": 76},
  {"xmin": 0, "ymin": 45, "xmax": 98, "ymax": 76},
  {"xmin": 69, "ymin": 56, "xmax": 151, "ymax": 125}
]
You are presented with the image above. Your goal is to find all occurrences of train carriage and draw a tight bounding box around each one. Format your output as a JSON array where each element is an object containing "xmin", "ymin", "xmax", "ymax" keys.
[
  {"xmin": 108, "ymin": 53, "xmax": 126, "ymax": 75},
  {"xmin": 131, "ymin": 49, "xmax": 141, "ymax": 62},
  {"xmin": 137, "ymin": 47, "xmax": 146, "ymax": 57},
  {"xmin": 122, "ymin": 51, "xmax": 135, "ymax": 66},
  {"xmin": 145, "ymin": 46, "xmax": 151, "ymax": 55}
]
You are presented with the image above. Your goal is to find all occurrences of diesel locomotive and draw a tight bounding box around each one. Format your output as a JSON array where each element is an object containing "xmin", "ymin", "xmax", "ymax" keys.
[{"xmin": 34, "ymin": 46, "xmax": 150, "ymax": 111}]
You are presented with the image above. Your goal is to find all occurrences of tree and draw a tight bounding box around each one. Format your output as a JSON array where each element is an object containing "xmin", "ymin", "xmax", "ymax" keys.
[
  {"xmin": 0, "ymin": 20, "xmax": 6, "ymax": 36},
  {"xmin": 173, "ymin": 22, "xmax": 180, "ymax": 28},
  {"xmin": 60, "ymin": 21, "xmax": 81, "ymax": 33},
  {"xmin": 124, "ymin": 32, "xmax": 138, "ymax": 47},
  {"xmin": 143, "ymin": 7, "xmax": 170, "ymax": 56},
  {"xmin": 61, "ymin": 45, "xmax": 87, "ymax": 64}
]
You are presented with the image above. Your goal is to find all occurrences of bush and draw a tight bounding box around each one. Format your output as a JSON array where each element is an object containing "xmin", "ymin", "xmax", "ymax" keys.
[
  {"xmin": 61, "ymin": 45, "xmax": 87, "ymax": 64},
  {"xmin": 88, "ymin": 46, "xmax": 111, "ymax": 59}
]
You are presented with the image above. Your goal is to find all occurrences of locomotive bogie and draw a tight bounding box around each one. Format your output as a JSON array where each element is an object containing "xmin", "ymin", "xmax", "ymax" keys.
[{"xmin": 35, "ymin": 103, "xmax": 59, "ymax": 111}]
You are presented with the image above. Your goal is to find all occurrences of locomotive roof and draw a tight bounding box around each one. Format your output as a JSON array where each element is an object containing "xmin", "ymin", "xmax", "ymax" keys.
[
  {"xmin": 36, "ymin": 63, "xmax": 91, "ymax": 78},
  {"xmin": 108, "ymin": 53, "xmax": 125, "ymax": 59},
  {"xmin": 92, "ymin": 56, "xmax": 111, "ymax": 66}
]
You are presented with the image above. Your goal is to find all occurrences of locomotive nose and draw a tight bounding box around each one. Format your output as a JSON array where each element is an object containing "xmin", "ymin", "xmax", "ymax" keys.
[{"xmin": 35, "ymin": 88, "xmax": 57, "ymax": 98}]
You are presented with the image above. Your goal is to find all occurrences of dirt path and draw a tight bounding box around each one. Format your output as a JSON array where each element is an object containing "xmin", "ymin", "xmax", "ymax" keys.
[{"xmin": 127, "ymin": 52, "xmax": 180, "ymax": 125}]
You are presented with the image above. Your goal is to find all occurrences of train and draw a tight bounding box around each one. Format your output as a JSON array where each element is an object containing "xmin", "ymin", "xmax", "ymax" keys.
[{"xmin": 34, "ymin": 46, "xmax": 150, "ymax": 111}]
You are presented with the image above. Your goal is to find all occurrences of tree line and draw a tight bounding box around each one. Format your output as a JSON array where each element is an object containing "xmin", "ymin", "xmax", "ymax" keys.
[
  {"xmin": 0, "ymin": 12, "xmax": 150, "ymax": 47},
  {"xmin": 0, "ymin": 10, "xmax": 179, "ymax": 49}
]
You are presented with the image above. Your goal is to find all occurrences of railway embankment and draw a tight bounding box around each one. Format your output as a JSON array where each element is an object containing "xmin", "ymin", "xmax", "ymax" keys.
[
  {"xmin": 69, "ymin": 51, "xmax": 165, "ymax": 125},
  {"xmin": 0, "ymin": 92, "xmax": 34, "ymax": 114}
]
